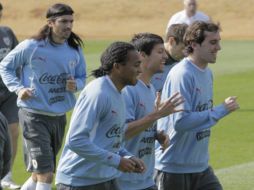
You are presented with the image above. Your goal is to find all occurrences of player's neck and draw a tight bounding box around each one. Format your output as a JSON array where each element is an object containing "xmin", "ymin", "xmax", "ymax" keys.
[
  {"xmin": 139, "ymin": 72, "xmax": 152, "ymax": 86},
  {"xmin": 186, "ymin": 10, "xmax": 196, "ymax": 17},
  {"xmin": 109, "ymin": 74, "xmax": 124, "ymax": 92},
  {"xmin": 188, "ymin": 55, "xmax": 208, "ymax": 70},
  {"xmin": 50, "ymin": 33, "xmax": 65, "ymax": 44}
]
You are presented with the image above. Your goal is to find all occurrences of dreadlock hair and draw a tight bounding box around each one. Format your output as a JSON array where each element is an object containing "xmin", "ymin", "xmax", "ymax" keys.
[
  {"xmin": 131, "ymin": 33, "xmax": 164, "ymax": 55},
  {"xmin": 92, "ymin": 41, "xmax": 136, "ymax": 78},
  {"xmin": 165, "ymin": 24, "xmax": 188, "ymax": 44},
  {"xmin": 31, "ymin": 3, "xmax": 83, "ymax": 50},
  {"xmin": 184, "ymin": 21, "xmax": 221, "ymax": 54}
]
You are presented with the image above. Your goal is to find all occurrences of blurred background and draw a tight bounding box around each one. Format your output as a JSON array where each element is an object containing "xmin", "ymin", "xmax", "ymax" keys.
[
  {"xmin": 1, "ymin": 1, "xmax": 254, "ymax": 190},
  {"xmin": 1, "ymin": 0, "xmax": 254, "ymax": 40}
]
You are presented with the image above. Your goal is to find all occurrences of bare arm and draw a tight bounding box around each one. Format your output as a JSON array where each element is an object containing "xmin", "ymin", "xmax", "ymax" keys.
[{"xmin": 125, "ymin": 92, "xmax": 184, "ymax": 139}]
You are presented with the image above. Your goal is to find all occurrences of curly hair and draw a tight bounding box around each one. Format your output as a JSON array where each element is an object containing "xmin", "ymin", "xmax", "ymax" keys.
[
  {"xmin": 92, "ymin": 41, "xmax": 136, "ymax": 78},
  {"xmin": 184, "ymin": 21, "xmax": 220, "ymax": 54}
]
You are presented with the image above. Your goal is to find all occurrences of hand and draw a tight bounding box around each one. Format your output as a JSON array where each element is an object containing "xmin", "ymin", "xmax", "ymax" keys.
[
  {"xmin": 155, "ymin": 92, "xmax": 184, "ymax": 118},
  {"xmin": 66, "ymin": 76, "xmax": 77, "ymax": 92},
  {"xmin": 224, "ymin": 96, "xmax": 239, "ymax": 112},
  {"xmin": 156, "ymin": 130, "xmax": 170, "ymax": 152},
  {"xmin": 130, "ymin": 157, "xmax": 146, "ymax": 173},
  {"xmin": 18, "ymin": 88, "xmax": 33, "ymax": 100},
  {"xmin": 118, "ymin": 157, "xmax": 136, "ymax": 173}
]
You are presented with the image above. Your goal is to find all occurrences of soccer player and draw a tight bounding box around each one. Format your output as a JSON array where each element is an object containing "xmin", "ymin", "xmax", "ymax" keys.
[
  {"xmin": 0, "ymin": 112, "xmax": 11, "ymax": 190},
  {"xmin": 0, "ymin": 3, "xmax": 20, "ymax": 189},
  {"xmin": 56, "ymin": 41, "xmax": 146, "ymax": 190},
  {"xmin": 0, "ymin": 3, "xmax": 86, "ymax": 190},
  {"xmin": 117, "ymin": 33, "xmax": 184, "ymax": 190},
  {"xmin": 151, "ymin": 24, "xmax": 188, "ymax": 92},
  {"xmin": 166, "ymin": 0, "xmax": 210, "ymax": 30},
  {"xmin": 154, "ymin": 21, "xmax": 239, "ymax": 190}
]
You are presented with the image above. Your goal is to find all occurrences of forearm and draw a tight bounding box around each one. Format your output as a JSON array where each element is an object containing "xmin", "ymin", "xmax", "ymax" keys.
[
  {"xmin": 118, "ymin": 148, "xmax": 134, "ymax": 158},
  {"xmin": 175, "ymin": 104, "xmax": 229, "ymax": 132},
  {"xmin": 0, "ymin": 66, "xmax": 22, "ymax": 93},
  {"xmin": 66, "ymin": 134, "xmax": 121, "ymax": 168},
  {"xmin": 0, "ymin": 47, "xmax": 25, "ymax": 92},
  {"xmin": 125, "ymin": 111, "xmax": 160, "ymax": 139},
  {"xmin": 75, "ymin": 77, "xmax": 86, "ymax": 91}
]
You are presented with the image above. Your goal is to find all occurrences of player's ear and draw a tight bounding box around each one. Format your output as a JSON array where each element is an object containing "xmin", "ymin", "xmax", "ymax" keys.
[
  {"xmin": 47, "ymin": 19, "xmax": 54, "ymax": 27},
  {"xmin": 169, "ymin": 36, "xmax": 176, "ymax": 46},
  {"xmin": 113, "ymin": 62, "xmax": 121, "ymax": 71},
  {"xmin": 191, "ymin": 41, "xmax": 198, "ymax": 50},
  {"xmin": 139, "ymin": 51, "xmax": 147, "ymax": 59},
  {"xmin": 113, "ymin": 62, "xmax": 118, "ymax": 68}
]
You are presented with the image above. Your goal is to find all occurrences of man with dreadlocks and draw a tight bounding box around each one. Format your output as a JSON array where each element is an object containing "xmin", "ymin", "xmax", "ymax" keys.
[
  {"xmin": 56, "ymin": 41, "xmax": 146, "ymax": 190},
  {"xmin": 0, "ymin": 3, "xmax": 86, "ymax": 190}
]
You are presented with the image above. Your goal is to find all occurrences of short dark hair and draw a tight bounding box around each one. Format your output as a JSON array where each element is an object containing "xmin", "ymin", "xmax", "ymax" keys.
[
  {"xmin": 165, "ymin": 24, "xmax": 188, "ymax": 44},
  {"xmin": 131, "ymin": 33, "xmax": 164, "ymax": 55},
  {"xmin": 184, "ymin": 21, "xmax": 221, "ymax": 54},
  {"xmin": 31, "ymin": 3, "xmax": 83, "ymax": 51},
  {"xmin": 92, "ymin": 41, "xmax": 136, "ymax": 78},
  {"xmin": 0, "ymin": 3, "xmax": 3, "ymax": 11}
]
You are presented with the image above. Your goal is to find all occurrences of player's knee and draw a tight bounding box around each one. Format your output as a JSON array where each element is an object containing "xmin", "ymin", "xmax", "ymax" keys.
[
  {"xmin": 36, "ymin": 172, "xmax": 54, "ymax": 183},
  {"xmin": 9, "ymin": 123, "xmax": 19, "ymax": 139}
]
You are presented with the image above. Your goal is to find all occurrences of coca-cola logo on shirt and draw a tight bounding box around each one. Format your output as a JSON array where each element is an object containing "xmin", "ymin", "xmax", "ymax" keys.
[
  {"xmin": 39, "ymin": 72, "xmax": 68, "ymax": 85},
  {"xmin": 106, "ymin": 124, "xmax": 121, "ymax": 138},
  {"xmin": 195, "ymin": 99, "xmax": 213, "ymax": 112}
]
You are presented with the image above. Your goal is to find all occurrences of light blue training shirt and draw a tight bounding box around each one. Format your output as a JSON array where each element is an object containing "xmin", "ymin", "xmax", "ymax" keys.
[
  {"xmin": 0, "ymin": 38, "xmax": 86, "ymax": 114},
  {"xmin": 155, "ymin": 58, "xmax": 229, "ymax": 174},
  {"xmin": 56, "ymin": 76, "xmax": 131, "ymax": 186},
  {"xmin": 117, "ymin": 79, "xmax": 157, "ymax": 190}
]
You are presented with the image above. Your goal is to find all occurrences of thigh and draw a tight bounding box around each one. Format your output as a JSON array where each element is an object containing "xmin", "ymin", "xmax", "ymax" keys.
[
  {"xmin": 0, "ymin": 92, "xmax": 18, "ymax": 124},
  {"xmin": 50, "ymin": 114, "xmax": 66, "ymax": 171},
  {"xmin": 196, "ymin": 167, "xmax": 223, "ymax": 190},
  {"xmin": 154, "ymin": 170, "xmax": 190, "ymax": 190},
  {"xmin": 52, "ymin": 115, "xmax": 67, "ymax": 156},
  {"xmin": 19, "ymin": 109, "xmax": 54, "ymax": 173}
]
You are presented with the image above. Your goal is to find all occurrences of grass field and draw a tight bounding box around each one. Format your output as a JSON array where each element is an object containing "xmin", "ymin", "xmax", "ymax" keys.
[{"xmin": 9, "ymin": 40, "xmax": 254, "ymax": 190}]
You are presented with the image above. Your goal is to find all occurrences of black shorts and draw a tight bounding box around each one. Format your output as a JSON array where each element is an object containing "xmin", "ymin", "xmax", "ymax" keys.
[
  {"xmin": 57, "ymin": 180, "xmax": 120, "ymax": 190},
  {"xmin": 0, "ymin": 112, "xmax": 11, "ymax": 179},
  {"xmin": 0, "ymin": 91, "xmax": 19, "ymax": 124},
  {"xmin": 154, "ymin": 167, "xmax": 223, "ymax": 190},
  {"xmin": 19, "ymin": 109, "xmax": 66, "ymax": 173},
  {"xmin": 143, "ymin": 185, "xmax": 158, "ymax": 190}
]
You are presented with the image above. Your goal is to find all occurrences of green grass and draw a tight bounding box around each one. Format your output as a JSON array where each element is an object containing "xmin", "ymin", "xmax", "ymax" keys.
[
  {"xmin": 83, "ymin": 40, "xmax": 115, "ymax": 81},
  {"xmin": 9, "ymin": 40, "xmax": 254, "ymax": 190}
]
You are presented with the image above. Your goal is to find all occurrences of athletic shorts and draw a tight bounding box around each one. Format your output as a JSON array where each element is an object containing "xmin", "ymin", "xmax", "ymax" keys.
[
  {"xmin": 0, "ymin": 112, "xmax": 11, "ymax": 179},
  {"xmin": 19, "ymin": 108, "xmax": 66, "ymax": 173},
  {"xmin": 143, "ymin": 185, "xmax": 158, "ymax": 190},
  {"xmin": 154, "ymin": 167, "xmax": 223, "ymax": 190},
  {"xmin": 0, "ymin": 92, "xmax": 19, "ymax": 124},
  {"xmin": 57, "ymin": 179, "xmax": 120, "ymax": 190}
]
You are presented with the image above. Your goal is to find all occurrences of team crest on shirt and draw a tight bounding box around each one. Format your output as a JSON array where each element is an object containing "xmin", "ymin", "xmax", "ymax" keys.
[
  {"xmin": 32, "ymin": 159, "xmax": 38, "ymax": 169},
  {"xmin": 111, "ymin": 110, "xmax": 118, "ymax": 116},
  {"xmin": 69, "ymin": 60, "xmax": 76, "ymax": 69},
  {"xmin": 139, "ymin": 102, "xmax": 146, "ymax": 110},
  {"xmin": 3, "ymin": 37, "xmax": 11, "ymax": 46}
]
